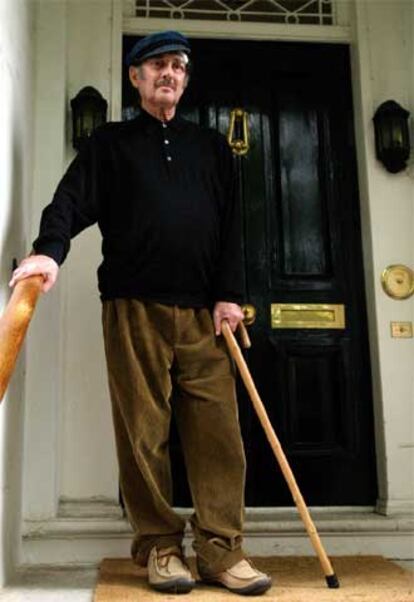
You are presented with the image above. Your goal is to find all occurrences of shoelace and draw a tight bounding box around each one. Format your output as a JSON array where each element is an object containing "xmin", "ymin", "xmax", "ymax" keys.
[{"xmin": 156, "ymin": 546, "xmax": 189, "ymax": 570}]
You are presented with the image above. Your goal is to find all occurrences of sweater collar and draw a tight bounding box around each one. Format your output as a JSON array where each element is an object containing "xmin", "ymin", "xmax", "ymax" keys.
[{"xmin": 135, "ymin": 107, "xmax": 185, "ymax": 132}]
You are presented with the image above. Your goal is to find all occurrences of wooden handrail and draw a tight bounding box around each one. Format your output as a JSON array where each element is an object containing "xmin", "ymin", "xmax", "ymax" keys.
[{"xmin": 0, "ymin": 276, "xmax": 44, "ymax": 402}]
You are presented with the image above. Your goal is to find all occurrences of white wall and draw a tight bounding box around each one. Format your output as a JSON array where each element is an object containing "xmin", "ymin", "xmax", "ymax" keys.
[
  {"xmin": 61, "ymin": 0, "xmax": 118, "ymax": 500},
  {"xmin": 23, "ymin": 0, "xmax": 68, "ymax": 521},
  {"xmin": 23, "ymin": 0, "xmax": 119, "ymax": 521},
  {"xmin": 0, "ymin": 0, "xmax": 35, "ymax": 583},
  {"xmin": 351, "ymin": 0, "xmax": 414, "ymax": 514}
]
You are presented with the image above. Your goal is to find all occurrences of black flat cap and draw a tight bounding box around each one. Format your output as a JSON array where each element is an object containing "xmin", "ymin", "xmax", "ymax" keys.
[{"xmin": 126, "ymin": 30, "xmax": 191, "ymax": 67}]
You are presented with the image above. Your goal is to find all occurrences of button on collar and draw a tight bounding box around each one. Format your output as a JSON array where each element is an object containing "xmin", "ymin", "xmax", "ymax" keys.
[{"xmin": 135, "ymin": 108, "xmax": 185, "ymax": 132}]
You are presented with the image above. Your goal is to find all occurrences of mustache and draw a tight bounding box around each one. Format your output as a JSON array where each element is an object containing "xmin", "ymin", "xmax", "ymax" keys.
[{"xmin": 155, "ymin": 77, "xmax": 176, "ymax": 90}]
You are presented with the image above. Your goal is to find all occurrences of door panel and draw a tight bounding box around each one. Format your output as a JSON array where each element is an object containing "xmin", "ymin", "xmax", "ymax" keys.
[
  {"xmin": 278, "ymin": 95, "xmax": 331, "ymax": 277},
  {"xmin": 122, "ymin": 37, "xmax": 378, "ymax": 507}
]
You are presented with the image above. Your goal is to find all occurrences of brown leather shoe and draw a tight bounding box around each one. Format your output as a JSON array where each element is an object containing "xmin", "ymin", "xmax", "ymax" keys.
[
  {"xmin": 147, "ymin": 545, "xmax": 195, "ymax": 594},
  {"xmin": 200, "ymin": 558, "xmax": 272, "ymax": 595}
]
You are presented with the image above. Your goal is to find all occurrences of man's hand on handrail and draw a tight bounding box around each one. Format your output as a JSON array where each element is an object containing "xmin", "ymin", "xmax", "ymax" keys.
[{"xmin": 9, "ymin": 255, "xmax": 59, "ymax": 293}]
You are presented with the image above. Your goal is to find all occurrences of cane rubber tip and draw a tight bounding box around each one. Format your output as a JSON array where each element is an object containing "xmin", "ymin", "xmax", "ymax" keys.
[{"xmin": 326, "ymin": 573, "xmax": 340, "ymax": 588}]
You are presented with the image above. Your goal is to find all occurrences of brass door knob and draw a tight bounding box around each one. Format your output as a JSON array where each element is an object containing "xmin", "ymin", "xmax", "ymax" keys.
[{"xmin": 242, "ymin": 304, "xmax": 257, "ymax": 325}]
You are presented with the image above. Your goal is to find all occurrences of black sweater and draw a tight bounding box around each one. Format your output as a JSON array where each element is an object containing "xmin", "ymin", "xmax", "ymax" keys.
[{"xmin": 33, "ymin": 109, "xmax": 244, "ymax": 307}]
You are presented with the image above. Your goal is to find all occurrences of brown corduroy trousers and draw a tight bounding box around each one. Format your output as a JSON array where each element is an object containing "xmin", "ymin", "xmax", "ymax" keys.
[{"xmin": 102, "ymin": 299, "xmax": 247, "ymax": 574}]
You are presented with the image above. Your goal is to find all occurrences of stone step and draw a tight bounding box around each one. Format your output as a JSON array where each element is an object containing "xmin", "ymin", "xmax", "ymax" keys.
[{"xmin": 21, "ymin": 503, "xmax": 414, "ymax": 567}]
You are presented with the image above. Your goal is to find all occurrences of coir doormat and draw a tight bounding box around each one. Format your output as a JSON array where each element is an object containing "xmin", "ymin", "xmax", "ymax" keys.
[{"xmin": 93, "ymin": 555, "xmax": 413, "ymax": 601}]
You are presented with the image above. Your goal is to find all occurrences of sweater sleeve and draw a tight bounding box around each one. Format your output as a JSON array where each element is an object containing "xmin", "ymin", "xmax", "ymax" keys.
[
  {"xmin": 32, "ymin": 135, "xmax": 100, "ymax": 265},
  {"xmin": 212, "ymin": 133, "xmax": 245, "ymax": 305}
]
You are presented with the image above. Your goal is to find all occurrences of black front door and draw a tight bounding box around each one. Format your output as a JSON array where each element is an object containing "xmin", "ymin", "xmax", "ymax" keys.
[{"xmin": 122, "ymin": 37, "xmax": 378, "ymax": 507}]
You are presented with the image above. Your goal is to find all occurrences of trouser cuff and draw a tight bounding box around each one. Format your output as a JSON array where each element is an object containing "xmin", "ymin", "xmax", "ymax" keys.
[{"xmin": 193, "ymin": 536, "xmax": 246, "ymax": 575}]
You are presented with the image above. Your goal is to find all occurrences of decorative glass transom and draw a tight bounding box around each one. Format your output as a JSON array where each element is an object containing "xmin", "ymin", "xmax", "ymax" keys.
[{"xmin": 133, "ymin": 1, "xmax": 336, "ymax": 25}]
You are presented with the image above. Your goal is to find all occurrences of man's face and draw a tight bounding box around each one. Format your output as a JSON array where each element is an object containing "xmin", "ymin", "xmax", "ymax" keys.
[{"xmin": 129, "ymin": 52, "xmax": 189, "ymax": 111}]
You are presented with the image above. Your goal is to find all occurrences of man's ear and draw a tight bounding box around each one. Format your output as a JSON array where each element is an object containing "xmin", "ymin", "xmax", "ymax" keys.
[{"xmin": 129, "ymin": 65, "xmax": 140, "ymax": 89}]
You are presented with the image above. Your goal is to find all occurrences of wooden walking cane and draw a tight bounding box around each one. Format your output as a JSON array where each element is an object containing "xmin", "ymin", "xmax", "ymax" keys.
[{"xmin": 221, "ymin": 319, "xmax": 340, "ymax": 589}]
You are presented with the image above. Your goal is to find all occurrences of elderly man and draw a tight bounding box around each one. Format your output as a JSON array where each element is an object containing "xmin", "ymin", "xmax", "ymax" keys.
[{"xmin": 10, "ymin": 31, "xmax": 271, "ymax": 595}]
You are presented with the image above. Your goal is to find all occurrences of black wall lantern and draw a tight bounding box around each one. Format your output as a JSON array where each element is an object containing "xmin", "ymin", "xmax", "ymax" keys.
[
  {"xmin": 70, "ymin": 86, "xmax": 108, "ymax": 151},
  {"xmin": 373, "ymin": 100, "xmax": 411, "ymax": 173}
]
